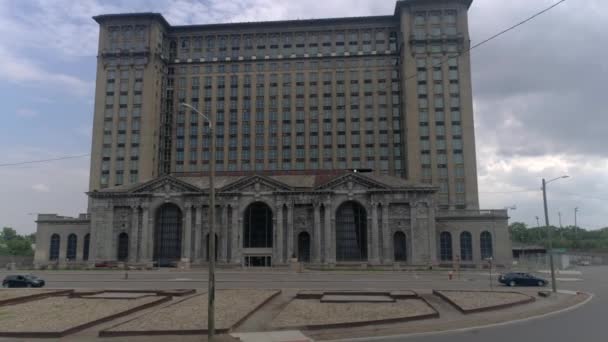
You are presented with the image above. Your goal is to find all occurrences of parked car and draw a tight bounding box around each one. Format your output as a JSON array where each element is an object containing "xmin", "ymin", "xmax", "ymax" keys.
[
  {"xmin": 2, "ymin": 275, "xmax": 45, "ymax": 288},
  {"xmin": 498, "ymin": 272, "xmax": 547, "ymax": 287},
  {"xmin": 577, "ymin": 260, "xmax": 591, "ymax": 266}
]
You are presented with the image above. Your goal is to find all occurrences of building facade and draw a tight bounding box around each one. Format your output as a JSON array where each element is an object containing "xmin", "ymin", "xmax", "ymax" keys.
[{"xmin": 35, "ymin": 0, "xmax": 512, "ymax": 268}]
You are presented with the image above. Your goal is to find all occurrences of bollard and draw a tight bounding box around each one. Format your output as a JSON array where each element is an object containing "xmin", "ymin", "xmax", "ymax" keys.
[{"xmin": 448, "ymin": 270, "xmax": 454, "ymax": 280}]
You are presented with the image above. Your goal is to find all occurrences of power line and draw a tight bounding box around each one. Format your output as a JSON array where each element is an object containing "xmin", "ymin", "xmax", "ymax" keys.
[
  {"xmin": 0, "ymin": 154, "xmax": 90, "ymax": 167},
  {"xmin": 479, "ymin": 189, "xmax": 537, "ymax": 194},
  {"xmin": 404, "ymin": 0, "xmax": 567, "ymax": 81}
]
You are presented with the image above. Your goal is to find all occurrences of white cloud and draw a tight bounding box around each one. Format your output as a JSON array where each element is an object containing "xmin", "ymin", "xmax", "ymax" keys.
[
  {"xmin": 31, "ymin": 183, "xmax": 50, "ymax": 192},
  {"xmin": 15, "ymin": 108, "xmax": 38, "ymax": 118},
  {"xmin": 0, "ymin": 46, "xmax": 93, "ymax": 96}
]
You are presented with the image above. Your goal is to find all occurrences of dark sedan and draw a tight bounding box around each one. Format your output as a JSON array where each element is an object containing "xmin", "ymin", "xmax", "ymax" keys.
[
  {"xmin": 499, "ymin": 272, "xmax": 547, "ymax": 287},
  {"xmin": 2, "ymin": 275, "xmax": 45, "ymax": 288}
]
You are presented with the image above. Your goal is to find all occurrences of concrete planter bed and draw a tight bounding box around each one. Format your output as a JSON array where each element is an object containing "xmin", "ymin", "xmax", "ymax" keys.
[
  {"xmin": 433, "ymin": 290, "xmax": 535, "ymax": 314},
  {"xmin": 69, "ymin": 289, "xmax": 195, "ymax": 298},
  {"xmin": 0, "ymin": 289, "xmax": 73, "ymax": 307},
  {"xmin": 0, "ymin": 295, "xmax": 170, "ymax": 338},
  {"xmin": 100, "ymin": 289, "xmax": 280, "ymax": 337},
  {"xmin": 271, "ymin": 291, "xmax": 438, "ymax": 330}
]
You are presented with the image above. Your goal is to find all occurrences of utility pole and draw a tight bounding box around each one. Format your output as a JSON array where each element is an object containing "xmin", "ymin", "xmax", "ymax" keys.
[
  {"xmin": 558, "ymin": 211, "xmax": 563, "ymax": 240},
  {"xmin": 535, "ymin": 216, "xmax": 541, "ymax": 241},
  {"xmin": 542, "ymin": 176, "xmax": 569, "ymax": 293},
  {"xmin": 574, "ymin": 207, "xmax": 579, "ymax": 241},
  {"xmin": 180, "ymin": 103, "xmax": 216, "ymax": 339}
]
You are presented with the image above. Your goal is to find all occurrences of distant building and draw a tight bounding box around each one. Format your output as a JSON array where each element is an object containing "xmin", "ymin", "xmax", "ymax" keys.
[{"xmin": 35, "ymin": 0, "xmax": 511, "ymax": 268}]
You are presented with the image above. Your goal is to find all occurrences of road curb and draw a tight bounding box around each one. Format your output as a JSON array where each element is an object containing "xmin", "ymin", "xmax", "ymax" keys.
[{"xmin": 324, "ymin": 291, "xmax": 594, "ymax": 342}]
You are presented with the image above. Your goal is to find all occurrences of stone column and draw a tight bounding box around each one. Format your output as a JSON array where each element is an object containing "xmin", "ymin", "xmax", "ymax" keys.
[
  {"xmin": 59, "ymin": 233, "xmax": 68, "ymax": 265},
  {"xmin": 130, "ymin": 206, "xmax": 139, "ymax": 262},
  {"xmin": 194, "ymin": 205, "xmax": 202, "ymax": 263},
  {"xmin": 220, "ymin": 205, "xmax": 228, "ymax": 263},
  {"xmin": 382, "ymin": 203, "xmax": 391, "ymax": 264},
  {"xmin": 140, "ymin": 205, "xmax": 151, "ymax": 262},
  {"xmin": 313, "ymin": 202, "xmax": 321, "ymax": 263},
  {"xmin": 370, "ymin": 202, "xmax": 380, "ymax": 264},
  {"xmin": 231, "ymin": 203, "xmax": 240, "ymax": 264},
  {"xmin": 410, "ymin": 204, "xmax": 417, "ymax": 264},
  {"xmin": 427, "ymin": 204, "xmax": 437, "ymax": 265},
  {"xmin": 324, "ymin": 202, "xmax": 335, "ymax": 264},
  {"xmin": 287, "ymin": 203, "xmax": 294, "ymax": 259},
  {"xmin": 75, "ymin": 233, "xmax": 84, "ymax": 262},
  {"xmin": 276, "ymin": 203, "xmax": 284, "ymax": 264},
  {"xmin": 183, "ymin": 204, "xmax": 192, "ymax": 260},
  {"xmin": 201, "ymin": 206, "xmax": 208, "ymax": 262}
]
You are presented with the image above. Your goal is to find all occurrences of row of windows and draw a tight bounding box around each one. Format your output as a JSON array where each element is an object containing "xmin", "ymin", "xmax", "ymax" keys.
[
  {"xmin": 414, "ymin": 10, "xmax": 457, "ymax": 26},
  {"xmin": 172, "ymin": 58, "xmax": 398, "ymax": 74},
  {"xmin": 439, "ymin": 231, "xmax": 492, "ymax": 262},
  {"xmin": 174, "ymin": 159, "xmax": 403, "ymax": 174},
  {"xmin": 48, "ymin": 233, "xmax": 90, "ymax": 261},
  {"xmin": 175, "ymin": 30, "xmax": 395, "ymax": 48},
  {"xmin": 100, "ymin": 171, "xmax": 139, "ymax": 187}
]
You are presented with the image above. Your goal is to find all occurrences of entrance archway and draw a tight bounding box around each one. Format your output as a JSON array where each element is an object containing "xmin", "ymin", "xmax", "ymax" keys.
[
  {"xmin": 243, "ymin": 202, "xmax": 273, "ymax": 248},
  {"xmin": 154, "ymin": 203, "xmax": 182, "ymax": 267},
  {"xmin": 117, "ymin": 232, "xmax": 129, "ymax": 261},
  {"xmin": 298, "ymin": 232, "xmax": 311, "ymax": 262},
  {"xmin": 335, "ymin": 201, "xmax": 367, "ymax": 261},
  {"xmin": 394, "ymin": 231, "xmax": 407, "ymax": 262},
  {"xmin": 205, "ymin": 233, "xmax": 219, "ymax": 261}
]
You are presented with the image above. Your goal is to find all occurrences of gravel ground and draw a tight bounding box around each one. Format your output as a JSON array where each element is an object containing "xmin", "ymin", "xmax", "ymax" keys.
[
  {"xmin": 0, "ymin": 296, "xmax": 160, "ymax": 332},
  {"xmin": 436, "ymin": 290, "xmax": 532, "ymax": 311},
  {"xmin": 0, "ymin": 289, "xmax": 58, "ymax": 302},
  {"xmin": 271, "ymin": 298, "xmax": 435, "ymax": 328},
  {"xmin": 108, "ymin": 289, "xmax": 279, "ymax": 332}
]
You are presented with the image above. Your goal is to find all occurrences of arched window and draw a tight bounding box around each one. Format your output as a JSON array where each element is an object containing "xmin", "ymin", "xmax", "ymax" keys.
[
  {"xmin": 439, "ymin": 232, "xmax": 453, "ymax": 261},
  {"xmin": 118, "ymin": 232, "xmax": 129, "ymax": 261},
  {"xmin": 393, "ymin": 231, "xmax": 407, "ymax": 261},
  {"xmin": 83, "ymin": 234, "xmax": 90, "ymax": 261},
  {"xmin": 243, "ymin": 202, "xmax": 273, "ymax": 248},
  {"xmin": 66, "ymin": 234, "xmax": 77, "ymax": 261},
  {"xmin": 49, "ymin": 234, "xmax": 60, "ymax": 261},
  {"xmin": 480, "ymin": 231, "xmax": 493, "ymax": 259},
  {"xmin": 335, "ymin": 201, "xmax": 367, "ymax": 261},
  {"xmin": 460, "ymin": 231, "xmax": 473, "ymax": 261},
  {"xmin": 297, "ymin": 232, "xmax": 311, "ymax": 262}
]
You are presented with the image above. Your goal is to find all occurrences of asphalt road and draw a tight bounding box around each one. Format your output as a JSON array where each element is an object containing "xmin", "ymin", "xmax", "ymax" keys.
[
  {"xmin": 0, "ymin": 266, "xmax": 600, "ymax": 341},
  {"xmin": 0, "ymin": 268, "xmax": 508, "ymax": 291},
  {"xmin": 388, "ymin": 266, "xmax": 606, "ymax": 342}
]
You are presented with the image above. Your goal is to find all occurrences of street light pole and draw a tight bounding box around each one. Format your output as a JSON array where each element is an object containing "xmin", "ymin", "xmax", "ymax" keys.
[
  {"xmin": 574, "ymin": 207, "xmax": 579, "ymax": 241},
  {"xmin": 542, "ymin": 175, "xmax": 569, "ymax": 293},
  {"xmin": 180, "ymin": 103, "xmax": 215, "ymax": 339}
]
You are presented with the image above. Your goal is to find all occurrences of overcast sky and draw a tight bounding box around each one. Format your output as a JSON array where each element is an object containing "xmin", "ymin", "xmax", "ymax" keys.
[{"xmin": 0, "ymin": 0, "xmax": 606, "ymax": 234}]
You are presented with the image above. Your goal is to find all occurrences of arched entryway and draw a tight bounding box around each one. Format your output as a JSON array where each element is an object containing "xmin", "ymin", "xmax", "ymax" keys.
[
  {"xmin": 117, "ymin": 232, "xmax": 129, "ymax": 261},
  {"xmin": 298, "ymin": 232, "xmax": 311, "ymax": 262},
  {"xmin": 66, "ymin": 234, "xmax": 77, "ymax": 261},
  {"xmin": 243, "ymin": 202, "xmax": 273, "ymax": 248},
  {"xmin": 440, "ymin": 231, "xmax": 453, "ymax": 261},
  {"xmin": 335, "ymin": 201, "xmax": 367, "ymax": 262},
  {"xmin": 83, "ymin": 234, "xmax": 90, "ymax": 261},
  {"xmin": 49, "ymin": 234, "xmax": 60, "ymax": 261},
  {"xmin": 394, "ymin": 231, "xmax": 407, "ymax": 262},
  {"xmin": 154, "ymin": 203, "xmax": 182, "ymax": 267}
]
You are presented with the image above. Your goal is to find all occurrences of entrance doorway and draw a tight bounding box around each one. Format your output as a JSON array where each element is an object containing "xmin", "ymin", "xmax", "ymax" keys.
[
  {"xmin": 298, "ymin": 232, "xmax": 311, "ymax": 262},
  {"xmin": 243, "ymin": 202, "xmax": 273, "ymax": 248},
  {"xmin": 154, "ymin": 203, "xmax": 182, "ymax": 267},
  {"xmin": 335, "ymin": 201, "xmax": 368, "ymax": 261}
]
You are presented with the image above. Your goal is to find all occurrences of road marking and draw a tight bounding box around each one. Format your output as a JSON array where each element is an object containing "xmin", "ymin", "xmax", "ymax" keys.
[
  {"xmin": 172, "ymin": 278, "xmax": 193, "ymax": 281},
  {"xmin": 325, "ymin": 292, "xmax": 594, "ymax": 342},
  {"xmin": 556, "ymin": 278, "xmax": 583, "ymax": 281}
]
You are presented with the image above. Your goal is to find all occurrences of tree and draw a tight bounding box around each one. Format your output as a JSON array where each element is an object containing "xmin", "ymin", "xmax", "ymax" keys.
[{"xmin": 0, "ymin": 227, "xmax": 18, "ymax": 241}]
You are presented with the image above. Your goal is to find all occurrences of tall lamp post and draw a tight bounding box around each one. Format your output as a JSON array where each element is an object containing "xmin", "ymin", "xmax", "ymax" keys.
[
  {"xmin": 542, "ymin": 175, "xmax": 569, "ymax": 293},
  {"xmin": 574, "ymin": 207, "xmax": 579, "ymax": 242},
  {"xmin": 180, "ymin": 102, "xmax": 216, "ymax": 339}
]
